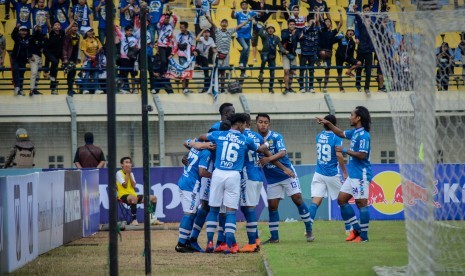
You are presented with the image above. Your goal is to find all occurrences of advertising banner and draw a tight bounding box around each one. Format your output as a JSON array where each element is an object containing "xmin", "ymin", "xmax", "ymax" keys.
[
  {"xmin": 38, "ymin": 171, "xmax": 65, "ymax": 254},
  {"xmin": 81, "ymin": 170, "xmax": 100, "ymax": 237},
  {"xmin": 63, "ymin": 171, "xmax": 82, "ymax": 244},
  {"xmin": 0, "ymin": 173, "xmax": 39, "ymax": 273}
]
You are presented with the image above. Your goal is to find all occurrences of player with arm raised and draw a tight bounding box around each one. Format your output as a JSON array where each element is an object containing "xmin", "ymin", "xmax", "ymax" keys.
[
  {"xmin": 308, "ymin": 114, "xmax": 348, "ymax": 241},
  {"xmin": 175, "ymin": 140, "xmax": 215, "ymax": 253},
  {"xmin": 316, "ymin": 106, "xmax": 372, "ymax": 242},
  {"xmin": 256, "ymin": 113, "xmax": 313, "ymax": 243}
]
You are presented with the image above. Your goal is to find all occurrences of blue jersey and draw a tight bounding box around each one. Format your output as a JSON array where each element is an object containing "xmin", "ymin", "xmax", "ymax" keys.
[
  {"xmin": 51, "ymin": 0, "xmax": 70, "ymax": 29},
  {"xmin": 344, "ymin": 128, "xmax": 372, "ymax": 181},
  {"xmin": 119, "ymin": 0, "xmax": 139, "ymax": 27},
  {"xmin": 178, "ymin": 147, "xmax": 211, "ymax": 191},
  {"xmin": 71, "ymin": 4, "xmax": 92, "ymax": 28},
  {"xmin": 148, "ymin": 0, "xmax": 165, "ymax": 24},
  {"xmin": 261, "ymin": 131, "xmax": 295, "ymax": 184},
  {"xmin": 209, "ymin": 121, "xmax": 221, "ymax": 132},
  {"xmin": 207, "ymin": 130, "xmax": 258, "ymax": 171},
  {"xmin": 234, "ymin": 11, "xmax": 257, "ymax": 39},
  {"xmin": 315, "ymin": 130, "xmax": 343, "ymax": 177},
  {"xmin": 243, "ymin": 129, "xmax": 265, "ymax": 182},
  {"xmin": 32, "ymin": 7, "xmax": 50, "ymax": 34},
  {"xmin": 96, "ymin": 3, "xmax": 106, "ymax": 29},
  {"xmin": 12, "ymin": 0, "xmax": 32, "ymax": 29}
]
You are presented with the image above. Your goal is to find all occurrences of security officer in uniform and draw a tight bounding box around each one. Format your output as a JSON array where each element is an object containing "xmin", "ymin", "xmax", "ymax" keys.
[{"xmin": 4, "ymin": 128, "xmax": 35, "ymax": 168}]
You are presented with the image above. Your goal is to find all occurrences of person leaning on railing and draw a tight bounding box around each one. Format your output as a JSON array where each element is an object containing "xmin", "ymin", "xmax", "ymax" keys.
[
  {"xmin": 62, "ymin": 20, "xmax": 80, "ymax": 97},
  {"xmin": 11, "ymin": 25, "xmax": 31, "ymax": 96},
  {"xmin": 44, "ymin": 21, "xmax": 65, "ymax": 95}
]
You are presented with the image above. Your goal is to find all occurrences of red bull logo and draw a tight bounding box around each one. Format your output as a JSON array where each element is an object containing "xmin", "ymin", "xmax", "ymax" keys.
[
  {"xmin": 396, "ymin": 179, "xmax": 441, "ymax": 208},
  {"xmin": 348, "ymin": 171, "xmax": 441, "ymax": 215}
]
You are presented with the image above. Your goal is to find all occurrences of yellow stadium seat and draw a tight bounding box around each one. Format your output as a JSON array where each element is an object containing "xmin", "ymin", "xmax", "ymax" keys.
[
  {"xmin": 336, "ymin": 0, "xmax": 347, "ymax": 8},
  {"xmin": 213, "ymin": 5, "xmax": 232, "ymax": 21},
  {"xmin": 280, "ymin": 20, "xmax": 288, "ymax": 30},
  {"xmin": 0, "ymin": 22, "xmax": 4, "ymax": 34},
  {"xmin": 326, "ymin": 0, "xmax": 338, "ymax": 7}
]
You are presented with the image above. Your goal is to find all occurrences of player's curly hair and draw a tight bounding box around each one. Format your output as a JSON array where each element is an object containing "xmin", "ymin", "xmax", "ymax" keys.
[{"xmin": 355, "ymin": 106, "xmax": 371, "ymax": 132}]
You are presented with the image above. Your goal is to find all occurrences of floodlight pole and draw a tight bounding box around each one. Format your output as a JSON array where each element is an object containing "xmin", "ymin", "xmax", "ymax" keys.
[
  {"xmin": 105, "ymin": 0, "xmax": 118, "ymax": 273},
  {"xmin": 139, "ymin": 3, "xmax": 152, "ymax": 275}
]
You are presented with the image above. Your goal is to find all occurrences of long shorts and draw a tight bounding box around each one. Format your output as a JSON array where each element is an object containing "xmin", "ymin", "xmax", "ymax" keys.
[
  {"xmin": 209, "ymin": 169, "xmax": 241, "ymax": 209},
  {"xmin": 267, "ymin": 176, "xmax": 301, "ymax": 200},
  {"xmin": 340, "ymin": 177, "xmax": 369, "ymax": 199},
  {"xmin": 311, "ymin": 172, "xmax": 342, "ymax": 199},
  {"xmin": 283, "ymin": 55, "xmax": 297, "ymax": 70},
  {"xmin": 240, "ymin": 172, "xmax": 263, "ymax": 207},
  {"xmin": 179, "ymin": 181, "xmax": 200, "ymax": 214}
]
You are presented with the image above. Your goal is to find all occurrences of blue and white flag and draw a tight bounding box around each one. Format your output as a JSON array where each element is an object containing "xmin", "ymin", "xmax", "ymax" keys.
[{"xmin": 164, "ymin": 56, "xmax": 196, "ymax": 80}]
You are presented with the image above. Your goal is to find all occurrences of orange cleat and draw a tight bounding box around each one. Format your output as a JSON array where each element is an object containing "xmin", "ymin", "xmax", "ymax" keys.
[
  {"xmin": 224, "ymin": 243, "xmax": 239, "ymax": 254},
  {"xmin": 345, "ymin": 230, "xmax": 360, "ymax": 241},
  {"xmin": 239, "ymin": 243, "xmax": 259, "ymax": 253},
  {"xmin": 255, "ymin": 238, "xmax": 261, "ymax": 246},
  {"xmin": 205, "ymin": 241, "xmax": 214, "ymax": 253},
  {"xmin": 214, "ymin": 242, "xmax": 228, "ymax": 253},
  {"xmin": 352, "ymin": 236, "xmax": 369, "ymax": 243}
]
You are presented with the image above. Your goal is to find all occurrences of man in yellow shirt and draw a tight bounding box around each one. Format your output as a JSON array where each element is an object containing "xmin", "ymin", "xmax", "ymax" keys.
[{"xmin": 117, "ymin": 156, "xmax": 163, "ymax": 226}]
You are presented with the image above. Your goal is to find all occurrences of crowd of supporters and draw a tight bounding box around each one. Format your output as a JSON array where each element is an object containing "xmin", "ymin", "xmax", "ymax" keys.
[{"xmin": 0, "ymin": 0, "xmax": 464, "ymax": 96}]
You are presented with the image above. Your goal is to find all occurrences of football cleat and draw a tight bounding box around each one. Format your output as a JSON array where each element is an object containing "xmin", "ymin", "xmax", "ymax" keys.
[
  {"xmin": 223, "ymin": 243, "xmax": 239, "ymax": 254},
  {"xmin": 352, "ymin": 236, "xmax": 369, "ymax": 243},
  {"xmin": 205, "ymin": 241, "xmax": 214, "ymax": 253},
  {"xmin": 175, "ymin": 243, "xmax": 194, "ymax": 253},
  {"xmin": 239, "ymin": 243, "xmax": 259, "ymax": 253},
  {"xmin": 262, "ymin": 238, "xmax": 279, "ymax": 244},
  {"xmin": 345, "ymin": 230, "xmax": 360, "ymax": 241},
  {"xmin": 214, "ymin": 242, "xmax": 228, "ymax": 253},
  {"xmin": 188, "ymin": 242, "xmax": 205, "ymax": 253},
  {"xmin": 305, "ymin": 231, "xmax": 315, "ymax": 242}
]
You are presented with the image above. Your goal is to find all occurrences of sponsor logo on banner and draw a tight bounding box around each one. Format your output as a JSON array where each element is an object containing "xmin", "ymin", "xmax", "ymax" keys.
[
  {"xmin": 395, "ymin": 179, "xmax": 441, "ymax": 208},
  {"xmin": 83, "ymin": 180, "xmax": 88, "ymax": 230},
  {"xmin": 27, "ymin": 182, "xmax": 33, "ymax": 254},
  {"xmin": 65, "ymin": 190, "xmax": 81, "ymax": 223},
  {"xmin": 14, "ymin": 184, "xmax": 21, "ymax": 261}
]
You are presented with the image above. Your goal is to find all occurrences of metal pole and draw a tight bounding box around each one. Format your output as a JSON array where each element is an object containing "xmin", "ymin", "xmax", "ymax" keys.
[
  {"xmin": 66, "ymin": 96, "xmax": 77, "ymax": 167},
  {"xmin": 139, "ymin": 2, "xmax": 152, "ymax": 275},
  {"xmin": 105, "ymin": 0, "xmax": 118, "ymax": 273}
]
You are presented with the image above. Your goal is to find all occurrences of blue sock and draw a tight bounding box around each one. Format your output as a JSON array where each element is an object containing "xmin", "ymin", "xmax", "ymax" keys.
[
  {"xmin": 297, "ymin": 202, "xmax": 312, "ymax": 232},
  {"xmin": 269, "ymin": 210, "xmax": 280, "ymax": 240},
  {"xmin": 340, "ymin": 203, "xmax": 361, "ymax": 232},
  {"xmin": 345, "ymin": 222, "xmax": 353, "ymax": 231},
  {"xmin": 216, "ymin": 213, "xmax": 226, "ymax": 244},
  {"xmin": 242, "ymin": 207, "xmax": 258, "ymax": 245},
  {"xmin": 308, "ymin": 202, "xmax": 319, "ymax": 231},
  {"xmin": 359, "ymin": 206, "xmax": 370, "ymax": 240},
  {"xmin": 190, "ymin": 207, "xmax": 208, "ymax": 240},
  {"xmin": 206, "ymin": 207, "xmax": 219, "ymax": 243},
  {"xmin": 178, "ymin": 213, "xmax": 195, "ymax": 244},
  {"xmin": 224, "ymin": 211, "xmax": 237, "ymax": 248}
]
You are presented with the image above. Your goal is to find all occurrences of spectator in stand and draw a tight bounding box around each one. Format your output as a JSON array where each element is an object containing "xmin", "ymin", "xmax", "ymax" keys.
[
  {"xmin": 281, "ymin": 18, "xmax": 300, "ymax": 94},
  {"xmin": 81, "ymin": 27, "xmax": 104, "ymax": 94},
  {"xmin": 8, "ymin": 0, "xmax": 33, "ymax": 29},
  {"xmin": 231, "ymin": 0, "xmax": 257, "ymax": 78},
  {"xmin": 170, "ymin": 21, "xmax": 196, "ymax": 94},
  {"xmin": 74, "ymin": 132, "xmax": 106, "ymax": 168},
  {"xmin": 194, "ymin": 0, "xmax": 219, "ymax": 36},
  {"xmin": 148, "ymin": 0, "xmax": 172, "ymax": 40},
  {"xmin": 157, "ymin": 10, "xmax": 177, "ymax": 74},
  {"xmin": 436, "ymin": 42, "xmax": 453, "ymax": 91},
  {"xmin": 318, "ymin": 10, "xmax": 342, "ymax": 93},
  {"xmin": 367, "ymin": 0, "xmax": 379, "ymax": 12},
  {"xmin": 28, "ymin": 24, "xmax": 46, "ymax": 96},
  {"xmin": 115, "ymin": 25, "xmax": 140, "ymax": 94},
  {"xmin": 334, "ymin": 27, "xmax": 361, "ymax": 92},
  {"xmin": 62, "ymin": 21, "xmax": 80, "ymax": 97},
  {"xmin": 0, "ymin": 32, "xmax": 5, "ymax": 69},
  {"xmin": 283, "ymin": 5, "xmax": 306, "ymax": 30},
  {"xmin": 32, "ymin": 0, "xmax": 51, "ymax": 36},
  {"xmin": 256, "ymin": 23, "xmax": 285, "ymax": 94},
  {"xmin": 95, "ymin": 0, "xmax": 106, "ymax": 43},
  {"xmin": 70, "ymin": 0, "xmax": 93, "ymax": 33},
  {"xmin": 308, "ymin": 0, "xmax": 330, "ymax": 25},
  {"xmin": 49, "ymin": 0, "xmax": 71, "ymax": 30},
  {"xmin": 195, "ymin": 28, "xmax": 216, "ymax": 93},
  {"xmin": 206, "ymin": 15, "xmax": 250, "ymax": 93},
  {"xmin": 119, "ymin": 0, "xmax": 140, "ymax": 31},
  {"xmin": 454, "ymin": 33, "xmax": 465, "ymax": 85},
  {"xmin": 246, "ymin": 0, "xmax": 285, "ymax": 63},
  {"xmin": 44, "ymin": 21, "xmax": 65, "ymax": 95},
  {"xmin": 11, "ymin": 25, "xmax": 31, "ymax": 96},
  {"xmin": 152, "ymin": 45, "xmax": 174, "ymax": 94},
  {"xmin": 346, "ymin": 0, "xmax": 360, "ymax": 29},
  {"xmin": 298, "ymin": 13, "xmax": 321, "ymax": 93},
  {"xmin": 354, "ymin": 5, "xmax": 375, "ymax": 95}
]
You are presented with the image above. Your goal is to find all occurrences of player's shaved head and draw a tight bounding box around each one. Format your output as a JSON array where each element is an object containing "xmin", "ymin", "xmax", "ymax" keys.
[
  {"xmin": 354, "ymin": 106, "xmax": 371, "ymax": 132},
  {"xmin": 323, "ymin": 114, "xmax": 336, "ymax": 130},
  {"xmin": 219, "ymin": 103, "xmax": 234, "ymax": 116}
]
